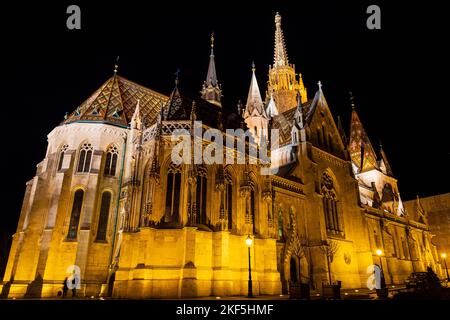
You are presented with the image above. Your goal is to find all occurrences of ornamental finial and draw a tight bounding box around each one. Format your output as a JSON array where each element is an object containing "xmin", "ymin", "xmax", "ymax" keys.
[
  {"xmin": 275, "ymin": 12, "xmax": 281, "ymax": 26},
  {"xmin": 174, "ymin": 68, "xmax": 181, "ymax": 86},
  {"xmin": 114, "ymin": 56, "xmax": 120, "ymax": 74},
  {"xmin": 349, "ymin": 91, "xmax": 355, "ymax": 110}
]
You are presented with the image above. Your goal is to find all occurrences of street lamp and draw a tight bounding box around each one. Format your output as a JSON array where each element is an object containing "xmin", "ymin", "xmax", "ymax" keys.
[
  {"xmin": 376, "ymin": 249, "xmax": 386, "ymax": 289},
  {"xmin": 246, "ymin": 235, "xmax": 254, "ymax": 298},
  {"xmin": 441, "ymin": 253, "xmax": 450, "ymax": 282}
]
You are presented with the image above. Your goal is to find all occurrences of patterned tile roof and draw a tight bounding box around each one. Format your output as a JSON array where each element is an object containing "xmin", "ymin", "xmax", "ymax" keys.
[{"xmin": 63, "ymin": 75, "xmax": 169, "ymax": 128}]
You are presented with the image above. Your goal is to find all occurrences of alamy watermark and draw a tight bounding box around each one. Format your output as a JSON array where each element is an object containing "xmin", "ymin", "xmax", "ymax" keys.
[{"xmin": 170, "ymin": 121, "xmax": 279, "ymax": 175}]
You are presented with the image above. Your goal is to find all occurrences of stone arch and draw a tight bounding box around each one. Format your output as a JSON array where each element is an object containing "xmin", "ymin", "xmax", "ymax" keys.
[
  {"xmin": 322, "ymin": 168, "xmax": 340, "ymax": 194},
  {"xmin": 56, "ymin": 143, "xmax": 69, "ymax": 172},
  {"xmin": 321, "ymin": 169, "xmax": 344, "ymax": 235},
  {"xmin": 95, "ymin": 188, "xmax": 115, "ymax": 240},
  {"xmin": 282, "ymin": 231, "xmax": 309, "ymax": 289}
]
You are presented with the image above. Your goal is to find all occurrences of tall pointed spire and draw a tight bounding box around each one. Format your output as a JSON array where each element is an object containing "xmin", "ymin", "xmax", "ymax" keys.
[
  {"xmin": 201, "ymin": 32, "xmax": 222, "ymax": 107},
  {"xmin": 244, "ymin": 62, "xmax": 266, "ymax": 119},
  {"xmin": 274, "ymin": 12, "xmax": 288, "ymax": 67},
  {"xmin": 206, "ymin": 32, "xmax": 217, "ymax": 87},
  {"xmin": 348, "ymin": 95, "xmax": 379, "ymax": 173},
  {"xmin": 268, "ymin": 12, "xmax": 307, "ymax": 112},
  {"xmin": 244, "ymin": 62, "xmax": 269, "ymax": 145}
]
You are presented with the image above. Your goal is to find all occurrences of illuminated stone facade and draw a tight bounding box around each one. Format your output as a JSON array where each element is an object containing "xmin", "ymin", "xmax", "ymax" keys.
[
  {"xmin": 404, "ymin": 193, "xmax": 450, "ymax": 261},
  {"xmin": 0, "ymin": 13, "xmax": 444, "ymax": 299}
]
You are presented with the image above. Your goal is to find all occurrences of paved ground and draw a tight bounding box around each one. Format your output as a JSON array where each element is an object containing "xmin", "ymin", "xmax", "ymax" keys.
[{"xmin": 4, "ymin": 286, "xmax": 406, "ymax": 300}]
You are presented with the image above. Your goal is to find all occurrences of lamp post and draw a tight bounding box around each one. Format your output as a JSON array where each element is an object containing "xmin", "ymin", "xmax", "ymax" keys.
[
  {"xmin": 246, "ymin": 235, "xmax": 254, "ymax": 298},
  {"xmin": 442, "ymin": 253, "xmax": 450, "ymax": 282},
  {"xmin": 376, "ymin": 249, "xmax": 386, "ymax": 289}
]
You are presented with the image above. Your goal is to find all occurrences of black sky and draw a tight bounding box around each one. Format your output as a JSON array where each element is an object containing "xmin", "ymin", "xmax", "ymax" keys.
[{"xmin": 0, "ymin": 0, "xmax": 449, "ymax": 237}]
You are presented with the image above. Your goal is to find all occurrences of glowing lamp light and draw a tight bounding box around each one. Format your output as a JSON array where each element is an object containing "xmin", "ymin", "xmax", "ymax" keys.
[
  {"xmin": 246, "ymin": 236, "xmax": 253, "ymax": 247},
  {"xmin": 376, "ymin": 249, "xmax": 383, "ymax": 256},
  {"xmin": 442, "ymin": 253, "xmax": 447, "ymax": 259}
]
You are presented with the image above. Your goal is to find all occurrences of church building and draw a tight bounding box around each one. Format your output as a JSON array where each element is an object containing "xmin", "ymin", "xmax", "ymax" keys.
[{"xmin": 0, "ymin": 13, "xmax": 443, "ymax": 299}]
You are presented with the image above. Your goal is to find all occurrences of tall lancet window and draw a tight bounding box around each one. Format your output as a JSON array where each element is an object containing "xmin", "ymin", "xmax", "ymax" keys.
[
  {"xmin": 67, "ymin": 189, "xmax": 84, "ymax": 240},
  {"xmin": 321, "ymin": 171, "xmax": 343, "ymax": 235},
  {"xmin": 165, "ymin": 163, "xmax": 182, "ymax": 223},
  {"xmin": 196, "ymin": 165, "xmax": 208, "ymax": 225},
  {"xmin": 224, "ymin": 168, "xmax": 233, "ymax": 230},
  {"xmin": 96, "ymin": 191, "xmax": 111, "ymax": 241},
  {"xmin": 77, "ymin": 143, "xmax": 93, "ymax": 173},
  {"xmin": 104, "ymin": 145, "xmax": 119, "ymax": 176},
  {"xmin": 57, "ymin": 144, "xmax": 68, "ymax": 171}
]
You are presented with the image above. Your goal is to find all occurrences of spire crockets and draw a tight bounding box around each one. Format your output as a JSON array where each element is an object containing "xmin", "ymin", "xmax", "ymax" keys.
[
  {"xmin": 244, "ymin": 62, "xmax": 269, "ymax": 144},
  {"xmin": 274, "ymin": 13, "xmax": 288, "ymax": 67},
  {"xmin": 268, "ymin": 12, "xmax": 307, "ymax": 113},
  {"xmin": 201, "ymin": 32, "xmax": 222, "ymax": 107},
  {"xmin": 244, "ymin": 62, "xmax": 266, "ymax": 119}
]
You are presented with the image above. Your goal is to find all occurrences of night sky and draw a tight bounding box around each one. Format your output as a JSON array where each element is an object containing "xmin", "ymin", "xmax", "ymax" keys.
[{"xmin": 0, "ymin": 0, "xmax": 449, "ymax": 240}]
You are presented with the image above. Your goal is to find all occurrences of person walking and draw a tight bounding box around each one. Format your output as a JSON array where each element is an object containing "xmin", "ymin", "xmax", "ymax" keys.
[{"xmin": 62, "ymin": 277, "xmax": 69, "ymax": 298}]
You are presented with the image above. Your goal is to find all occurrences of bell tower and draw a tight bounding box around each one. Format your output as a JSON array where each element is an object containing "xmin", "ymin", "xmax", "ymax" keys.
[{"xmin": 268, "ymin": 12, "xmax": 307, "ymax": 113}]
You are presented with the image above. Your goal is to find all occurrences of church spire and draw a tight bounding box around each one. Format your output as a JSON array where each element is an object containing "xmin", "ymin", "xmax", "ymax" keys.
[
  {"xmin": 201, "ymin": 32, "xmax": 222, "ymax": 107},
  {"xmin": 348, "ymin": 95, "xmax": 379, "ymax": 173},
  {"xmin": 268, "ymin": 12, "xmax": 307, "ymax": 113},
  {"xmin": 274, "ymin": 12, "xmax": 288, "ymax": 67},
  {"xmin": 244, "ymin": 62, "xmax": 269, "ymax": 145},
  {"xmin": 244, "ymin": 62, "xmax": 265, "ymax": 119}
]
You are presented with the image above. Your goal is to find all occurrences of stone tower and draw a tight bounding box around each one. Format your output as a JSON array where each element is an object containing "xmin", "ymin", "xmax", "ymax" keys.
[{"xmin": 268, "ymin": 12, "xmax": 307, "ymax": 113}]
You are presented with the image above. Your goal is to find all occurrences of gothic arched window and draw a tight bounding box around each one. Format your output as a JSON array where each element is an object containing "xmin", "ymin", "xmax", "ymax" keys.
[
  {"xmin": 196, "ymin": 166, "xmax": 208, "ymax": 225},
  {"xmin": 96, "ymin": 191, "xmax": 111, "ymax": 241},
  {"xmin": 77, "ymin": 143, "xmax": 93, "ymax": 173},
  {"xmin": 225, "ymin": 169, "xmax": 233, "ymax": 230},
  {"xmin": 104, "ymin": 145, "xmax": 119, "ymax": 176},
  {"xmin": 57, "ymin": 144, "xmax": 68, "ymax": 171},
  {"xmin": 165, "ymin": 163, "xmax": 182, "ymax": 223},
  {"xmin": 67, "ymin": 189, "xmax": 84, "ymax": 240},
  {"xmin": 321, "ymin": 171, "xmax": 343, "ymax": 235}
]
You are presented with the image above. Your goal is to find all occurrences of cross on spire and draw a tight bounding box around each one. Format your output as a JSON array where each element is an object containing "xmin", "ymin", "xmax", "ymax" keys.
[
  {"xmin": 174, "ymin": 68, "xmax": 181, "ymax": 86},
  {"xmin": 349, "ymin": 91, "xmax": 355, "ymax": 109},
  {"xmin": 114, "ymin": 56, "xmax": 120, "ymax": 75}
]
